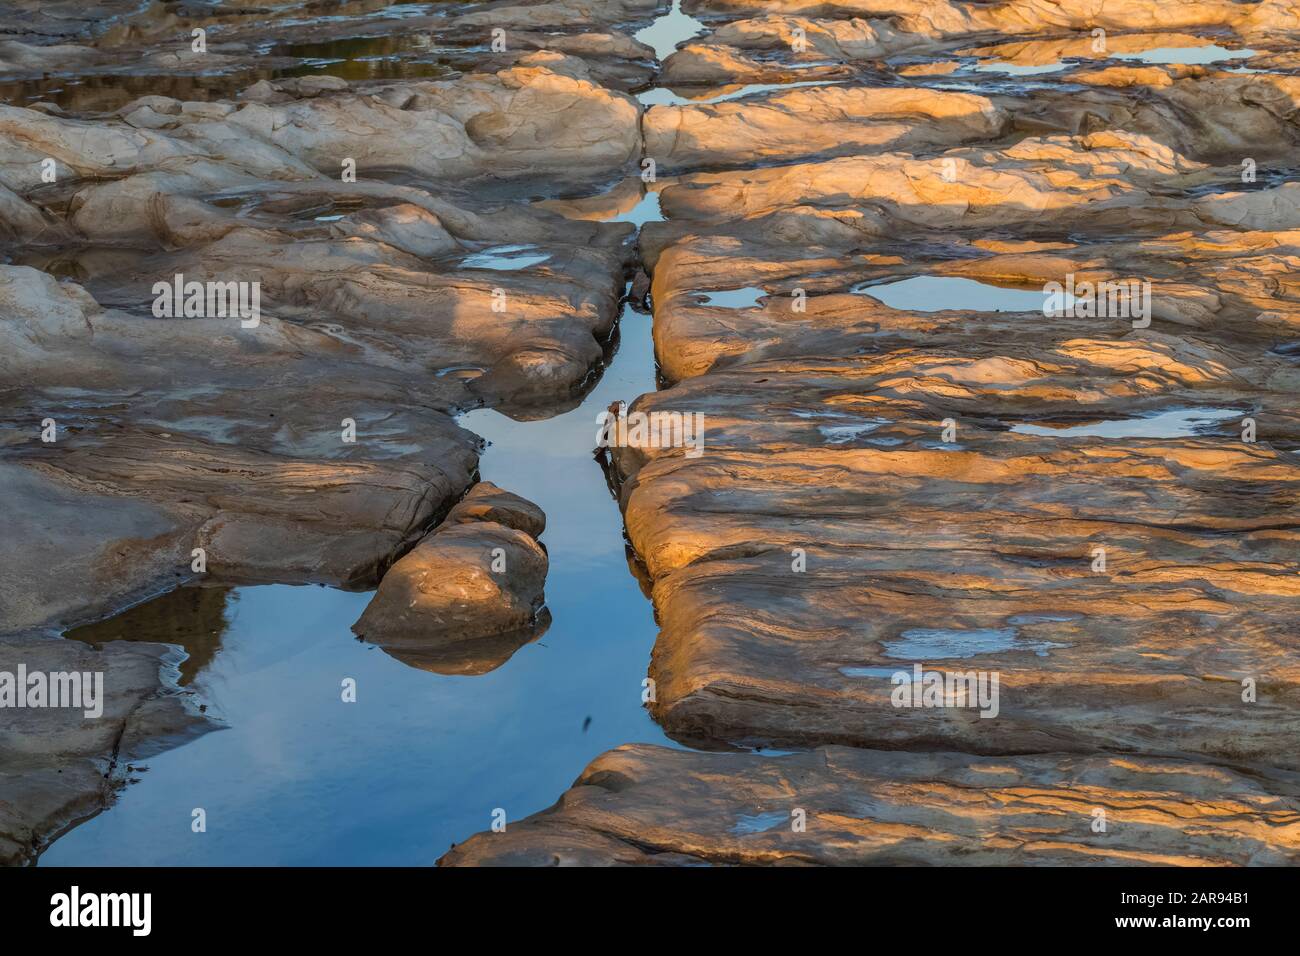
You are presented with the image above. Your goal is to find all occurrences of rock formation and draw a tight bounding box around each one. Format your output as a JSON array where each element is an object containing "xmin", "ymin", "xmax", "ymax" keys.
[
  {"xmin": 442, "ymin": 0, "xmax": 1300, "ymax": 865},
  {"xmin": 3, "ymin": 0, "xmax": 1299, "ymax": 867},
  {"xmin": 352, "ymin": 482, "xmax": 549, "ymax": 675}
]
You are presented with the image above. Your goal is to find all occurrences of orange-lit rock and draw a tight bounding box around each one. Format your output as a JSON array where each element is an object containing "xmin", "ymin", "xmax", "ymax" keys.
[
  {"xmin": 352, "ymin": 482, "xmax": 549, "ymax": 675},
  {"xmin": 440, "ymin": 744, "xmax": 1300, "ymax": 865}
]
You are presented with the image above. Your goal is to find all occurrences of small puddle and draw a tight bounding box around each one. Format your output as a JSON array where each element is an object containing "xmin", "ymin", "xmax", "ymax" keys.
[
  {"xmin": 1186, "ymin": 166, "xmax": 1299, "ymax": 197},
  {"xmin": 972, "ymin": 43, "xmax": 1257, "ymax": 76},
  {"xmin": 697, "ymin": 286, "xmax": 767, "ymax": 308},
  {"xmin": 882, "ymin": 627, "xmax": 1067, "ymax": 660},
  {"xmin": 839, "ymin": 666, "xmax": 901, "ymax": 678},
  {"xmin": 1011, "ymin": 407, "xmax": 1240, "ymax": 439},
  {"xmin": 638, "ymin": 79, "xmax": 843, "ymax": 108},
  {"xmin": 265, "ymin": 33, "xmax": 459, "ymax": 84},
  {"xmin": 1115, "ymin": 44, "xmax": 1256, "ymax": 65},
  {"xmin": 460, "ymin": 244, "xmax": 551, "ymax": 271},
  {"xmin": 1007, "ymin": 613, "xmax": 1083, "ymax": 624},
  {"xmin": 974, "ymin": 61, "xmax": 1070, "ymax": 76},
  {"xmin": 793, "ymin": 410, "xmax": 907, "ymax": 447},
  {"xmin": 634, "ymin": 0, "xmax": 705, "ymax": 61},
  {"xmin": 819, "ymin": 421, "xmax": 887, "ymax": 444},
  {"xmin": 853, "ymin": 276, "xmax": 1069, "ymax": 313},
  {"xmin": 731, "ymin": 810, "xmax": 788, "ymax": 834},
  {"xmin": 619, "ymin": 188, "xmax": 664, "ymax": 227}
]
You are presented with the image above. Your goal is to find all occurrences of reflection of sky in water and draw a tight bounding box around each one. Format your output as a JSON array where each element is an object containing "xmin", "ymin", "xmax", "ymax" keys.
[
  {"xmin": 616, "ymin": 188, "xmax": 663, "ymax": 227},
  {"xmin": 39, "ymin": 0, "xmax": 696, "ymax": 867},
  {"xmin": 460, "ymin": 244, "xmax": 551, "ymax": 271},
  {"xmin": 698, "ymin": 287, "xmax": 767, "ymax": 308},
  {"xmin": 854, "ymin": 275, "xmax": 1066, "ymax": 313},
  {"xmin": 634, "ymin": 0, "xmax": 705, "ymax": 60},
  {"xmin": 967, "ymin": 41, "xmax": 1258, "ymax": 79},
  {"xmin": 840, "ymin": 666, "xmax": 903, "ymax": 678},
  {"xmin": 883, "ymin": 627, "xmax": 1067, "ymax": 660},
  {"xmin": 974, "ymin": 61, "xmax": 1070, "ymax": 76},
  {"xmin": 44, "ymin": 297, "xmax": 679, "ymax": 865},
  {"xmin": 639, "ymin": 79, "xmax": 843, "ymax": 108},
  {"xmin": 1011, "ymin": 407, "xmax": 1240, "ymax": 439},
  {"xmin": 1116, "ymin": 44, "xmax": 1256, "ymax": 65},
  {"xmin": 731, "ymin": 810, "xmax": 789, "ymax": 834},
  {"xmin": 970, "ymin": 42, "xmax": 1257, "ymax": 77}
]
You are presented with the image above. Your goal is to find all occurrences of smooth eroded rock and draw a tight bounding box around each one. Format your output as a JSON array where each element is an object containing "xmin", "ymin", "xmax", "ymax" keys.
[
  {"xmin": 352, "ymin": 483, "xmax": 548, "ymax": 675},
  {"xmin": 439, "ymin": 744, "xmax": 1300, "ymax": 866}
]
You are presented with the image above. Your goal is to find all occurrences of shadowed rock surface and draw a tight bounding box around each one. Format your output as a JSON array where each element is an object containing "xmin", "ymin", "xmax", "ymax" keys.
[
  {"xmin": 0, "ymin": 0, "xmax": 657, "ymax": 863},
  {"xmin": 0, "ymin": 18, "xmax": 644, "ymax": 635},
  {"xmin": 0, "ymin": 632, "xmax": 208, "ymax": 866}
]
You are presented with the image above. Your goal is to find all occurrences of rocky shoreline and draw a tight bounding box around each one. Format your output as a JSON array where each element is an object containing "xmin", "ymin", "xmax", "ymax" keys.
[{"xmin": 2, "ymin": 0, "xmax": 1298, "ymax": 865}]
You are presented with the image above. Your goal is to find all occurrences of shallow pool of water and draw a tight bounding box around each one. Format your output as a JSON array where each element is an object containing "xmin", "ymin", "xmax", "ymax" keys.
[
  {"xmin": 731, "ymin": 810, "xmax": 788, "ymax": 834},
  {"xmin": 39, "ymin": 20, "xmax": 692, "ymax": 854},
  {"xmin": 697, "ymin": 286, "xmax": 767, "ymax": 308},
  {"xmin": 31, "ymin": 0, "xmax": 775, "ymax": 868},
  {"xmin": 973, "ymin": 60, "xmax": 1071, "ymax": 76},
  {"xmin": 0, "ymin": 38, "xmax": 457, "ymax": 113},
  {"xmin": 39, "ymin": 117, "xmax": 682, "ymax": 862},
  {"xmin": 1010, "ymin": 407, "xmax": 1240, "ymax": 439},
  {"xmin": 839, "ymin": 666, "xmax": 903, "ymax": 678},
  {"xmin": 1116, "ymin": 44, "xmax": 1256, "ymax": 66},
  {"xmin": 460, "ymin": 244, "xmax": 551, "ymax": 271},
  {"xmin": 819, "ymin": 421, "xmax": 887, "ymax": 444},
  {"xmin": 854, "ymin": 275, "xmax": 1067, "ymax": 313},
  {"xmin": 638, "ymin": 78, "xmax": 844, "ymax": 108},
  {"xmin": 634, "ymin": 0, "xmax": 705, "ymax": 61},
  {"xmin": 882, "ymin": 627, "xmax": 1067, "ymax": 660}
]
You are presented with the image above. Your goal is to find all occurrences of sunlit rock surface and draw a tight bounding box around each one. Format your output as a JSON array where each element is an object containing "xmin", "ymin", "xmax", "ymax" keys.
[
  {"xmin": 644, "ymin": 86, "xmax": 1007, "ymax": 170},
  {"xmin": 439, "ymin": 744, "xmax": 1300, "ymax": 866},
  {"xmin": 608, "ymin": 145, "xmax": 1300, "ymax": 762},
  {"xmin": 352, "ymin": 482, "xmax": 549, "ymax": 675},
  {"xmin": 447, "ymin": 0, "xmax": 1300, "ymax": 864},
  {"xmin": 595, "ymin": 40, "xmax": 1300, "ymax": 771}
]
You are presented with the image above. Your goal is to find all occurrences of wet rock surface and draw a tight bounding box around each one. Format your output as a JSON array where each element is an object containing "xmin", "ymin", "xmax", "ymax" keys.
[
  {"xmin": 5, "ymin": 0, "xmax": 1300, "ymax": 866},
  {"xmin": 643, "ymin": 85, "xmax": 1008, "ymax": 170}
]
